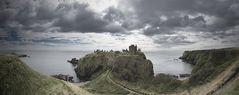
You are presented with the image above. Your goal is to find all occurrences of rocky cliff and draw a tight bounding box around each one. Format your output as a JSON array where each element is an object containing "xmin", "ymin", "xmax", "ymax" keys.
[{"xmin": 69, "ymin": 46, "xmax": 154, "ymax": 82}]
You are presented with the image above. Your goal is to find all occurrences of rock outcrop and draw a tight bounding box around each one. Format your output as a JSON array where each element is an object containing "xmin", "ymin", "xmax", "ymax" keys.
[
  {"xmin": 69, "ymin": 45, "xmax": 154, "ymax": 82},
  {"xmin": 51, "ymin": 74, "xmax": 74, "ymax": 82}
]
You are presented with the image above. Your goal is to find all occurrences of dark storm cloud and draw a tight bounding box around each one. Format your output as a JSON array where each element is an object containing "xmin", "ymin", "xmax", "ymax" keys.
[
  {"xmin": 103, "ymin": 7, "xmax": 125, "ymax": 23},
  {"xmin": 126, "ymin": 0, "xmax": 239, "ymax": 35},
  {"xmin": 0, "ymin": 0, "xmax": 125, "ymax": 34},
  {"xmin": 120, "ymin": 0, "xmax": 239, "ymax": 47},
  {"xmin": 103, "ymin": 6, "xmax": 143, "ymax": 31},
  {"xmin": 153, "ymin": 35, "xmax": 196, "ymax": 47},
  {"xmin": 31, "ymin": 37, "xmax": 90, "ymax": 45},
  {"xmin": 54, "ymin": 3, "xmax": 125, "ymax": 33}
]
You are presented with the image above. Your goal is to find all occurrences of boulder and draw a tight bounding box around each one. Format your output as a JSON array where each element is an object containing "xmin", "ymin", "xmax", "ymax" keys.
[
  {"xmin": 67, "ymin": 58, "xmax": 78, "ymax": 66},
  {"xmin": 179, "ymin": 74, "xmax": 190, "ymax": 78}
]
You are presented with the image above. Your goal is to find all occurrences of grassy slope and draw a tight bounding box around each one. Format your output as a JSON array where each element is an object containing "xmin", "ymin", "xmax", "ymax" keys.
[
  {"xmin": 176, "ymin": 58, "xmax": 239, "ymax": 95},
  {"xmin": 180, "ymin": 48, "xmax": 239, "ymax": 86},
  {"xmin": 0, "ymin": 54, "xmax": 91, "ymax": 95},
  {"xmin": 176, "ymin": 48, "xmax": 239, "ymax": 95},
  {"xmin": 82, "ymin": 70, "xmax": 130, "ymax": 95},
  {"xmin": 215, "ymin": 77, "xmax": 239, "ymax": 95},
  {"xmin": 74, "ymin": 52, "xmax": 117, "ymax": 81},
  {"xmin": 213, "ymin": 60, "xmax": 239, "ymax": 95}
]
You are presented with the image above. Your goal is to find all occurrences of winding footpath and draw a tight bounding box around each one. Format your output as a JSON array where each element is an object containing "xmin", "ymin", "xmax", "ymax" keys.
[
  {"xmin": 106, "ymin": 70, "xmax": 149, "ymax": 95},
  {"xmin": 205, "ymin": 59, "xmax": 239, "ymax": 95}
]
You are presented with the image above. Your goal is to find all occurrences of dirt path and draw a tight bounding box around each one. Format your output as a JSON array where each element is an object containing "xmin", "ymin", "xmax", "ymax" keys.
[
  {"xmin": 205, "ymin": 59, "xmax": 239, "ymax": 95},
  {"xmin": 73, "ymin": 81, "xmax": 91, "ymax": 86},
  {"xmin": 178, "ymin": 59, "xmax": 239, "ymax": 95},
  {"xmin": 106, "ymin": 70, "xmax": 148, "ymax": 95}
]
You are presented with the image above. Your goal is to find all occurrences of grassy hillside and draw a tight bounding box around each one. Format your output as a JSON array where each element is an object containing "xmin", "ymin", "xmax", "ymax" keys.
[
  {"xmin": 213, "ymin": 60, "xmax": 239, "ymax": 95},
  {"xmin": 110, "ymin": 73, "xmax": 183, "ymax": 94},
  {"xmin": 0, "ymin": 54, "xmax": 91, "ymax": 95},
  {"xmin": 215, "ymin": 77, "xmax": 239, "ymax": 95},
  {"xmin": 180, "ymin": 48, "xmax": 239, "ymax": 86},
  {"xmin": 82, "ymin": 70, "xmax": 130, "ymax": 95}
]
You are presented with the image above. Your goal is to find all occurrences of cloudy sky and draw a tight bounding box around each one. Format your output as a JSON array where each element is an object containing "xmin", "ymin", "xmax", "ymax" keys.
[{"xmin": 0, "ymin": 0, "xmax": 239, "ymax": 51}]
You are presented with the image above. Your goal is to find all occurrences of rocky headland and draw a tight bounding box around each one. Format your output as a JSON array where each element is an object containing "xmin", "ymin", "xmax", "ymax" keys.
[{"xmin": 69, "ymin": 45, "xmax": 154, "ymax": 82}]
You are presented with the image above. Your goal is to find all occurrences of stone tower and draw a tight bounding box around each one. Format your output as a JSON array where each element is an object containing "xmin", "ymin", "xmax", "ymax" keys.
[{"xmin": 129, "ymin": 45, "xmax": 137, "ymax": 54}]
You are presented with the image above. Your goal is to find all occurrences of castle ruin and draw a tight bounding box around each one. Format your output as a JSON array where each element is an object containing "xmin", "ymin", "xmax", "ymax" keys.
[{"xmin": 129, "ymin": 45, "xmax": 137, "ymax": 54}]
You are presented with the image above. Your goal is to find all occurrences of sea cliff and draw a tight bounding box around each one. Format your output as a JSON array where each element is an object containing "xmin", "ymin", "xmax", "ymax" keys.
[{"xmin": 180, "ymin": 48, "xmax": 239, "ymax": 86}]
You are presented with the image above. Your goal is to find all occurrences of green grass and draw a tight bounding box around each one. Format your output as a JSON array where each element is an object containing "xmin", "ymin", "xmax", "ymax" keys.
[
  {"xmin": 180, "ymin": 48, "xmax": 239, "ymax": 86},
  {"xmin": 82, "ymin": 71, "xmax": 130, "ymax": 95},
  {"xmin": 109, "ymin": 73, "xmax": 183, "ymax": 94},
  {"xmin": 213, "ymin": 61, "xmax": 239, "ymax": 95},
  {"xmin": 0, "ymin": 54, "xmax": 91, "ymax": 95}
]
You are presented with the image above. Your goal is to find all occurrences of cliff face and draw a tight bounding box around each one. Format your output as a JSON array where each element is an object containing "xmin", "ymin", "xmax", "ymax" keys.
[
  {"xmin": 0, "ymin": 54, "xmax": 91, "ymax": 95},
  {"xmin": 112, "ymin": 55, "xmax": 154, "ymax": 81},
  {"xmin": 180, "ymin": 48, "xmax": 239, "ymax": 86}
]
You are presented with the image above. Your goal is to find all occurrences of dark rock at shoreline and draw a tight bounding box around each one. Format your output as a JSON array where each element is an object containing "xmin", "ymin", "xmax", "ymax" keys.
[
  {"xmin": 9, "ymin": 53, "xmax": 30, "ymax": 58},
  {"xmin": 51, "ymin": 74, "xmax": 74, "ymax": 83},
  {"xmin": 168, "ymin": 74, "xmax": 179, "ymax": 79},
  {"xmin": 179, "ymin": 74, "xmax": 190, "ymax": 78},
  {"xmin": 67, "ymin": 58, "xmax": 78, "ymax": 66},
  {"xmin": 179, "ymin": 51, "xmax": 197, "ymax": 65},
  {"xmin": 17, "ymin": 54, "xmax": 29, "ymax": 58}
]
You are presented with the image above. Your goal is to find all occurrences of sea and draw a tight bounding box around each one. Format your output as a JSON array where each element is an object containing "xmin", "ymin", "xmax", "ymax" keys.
[{"xmin": 1, "ymin": 50, "xmax": 193, "ymax": 82}]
